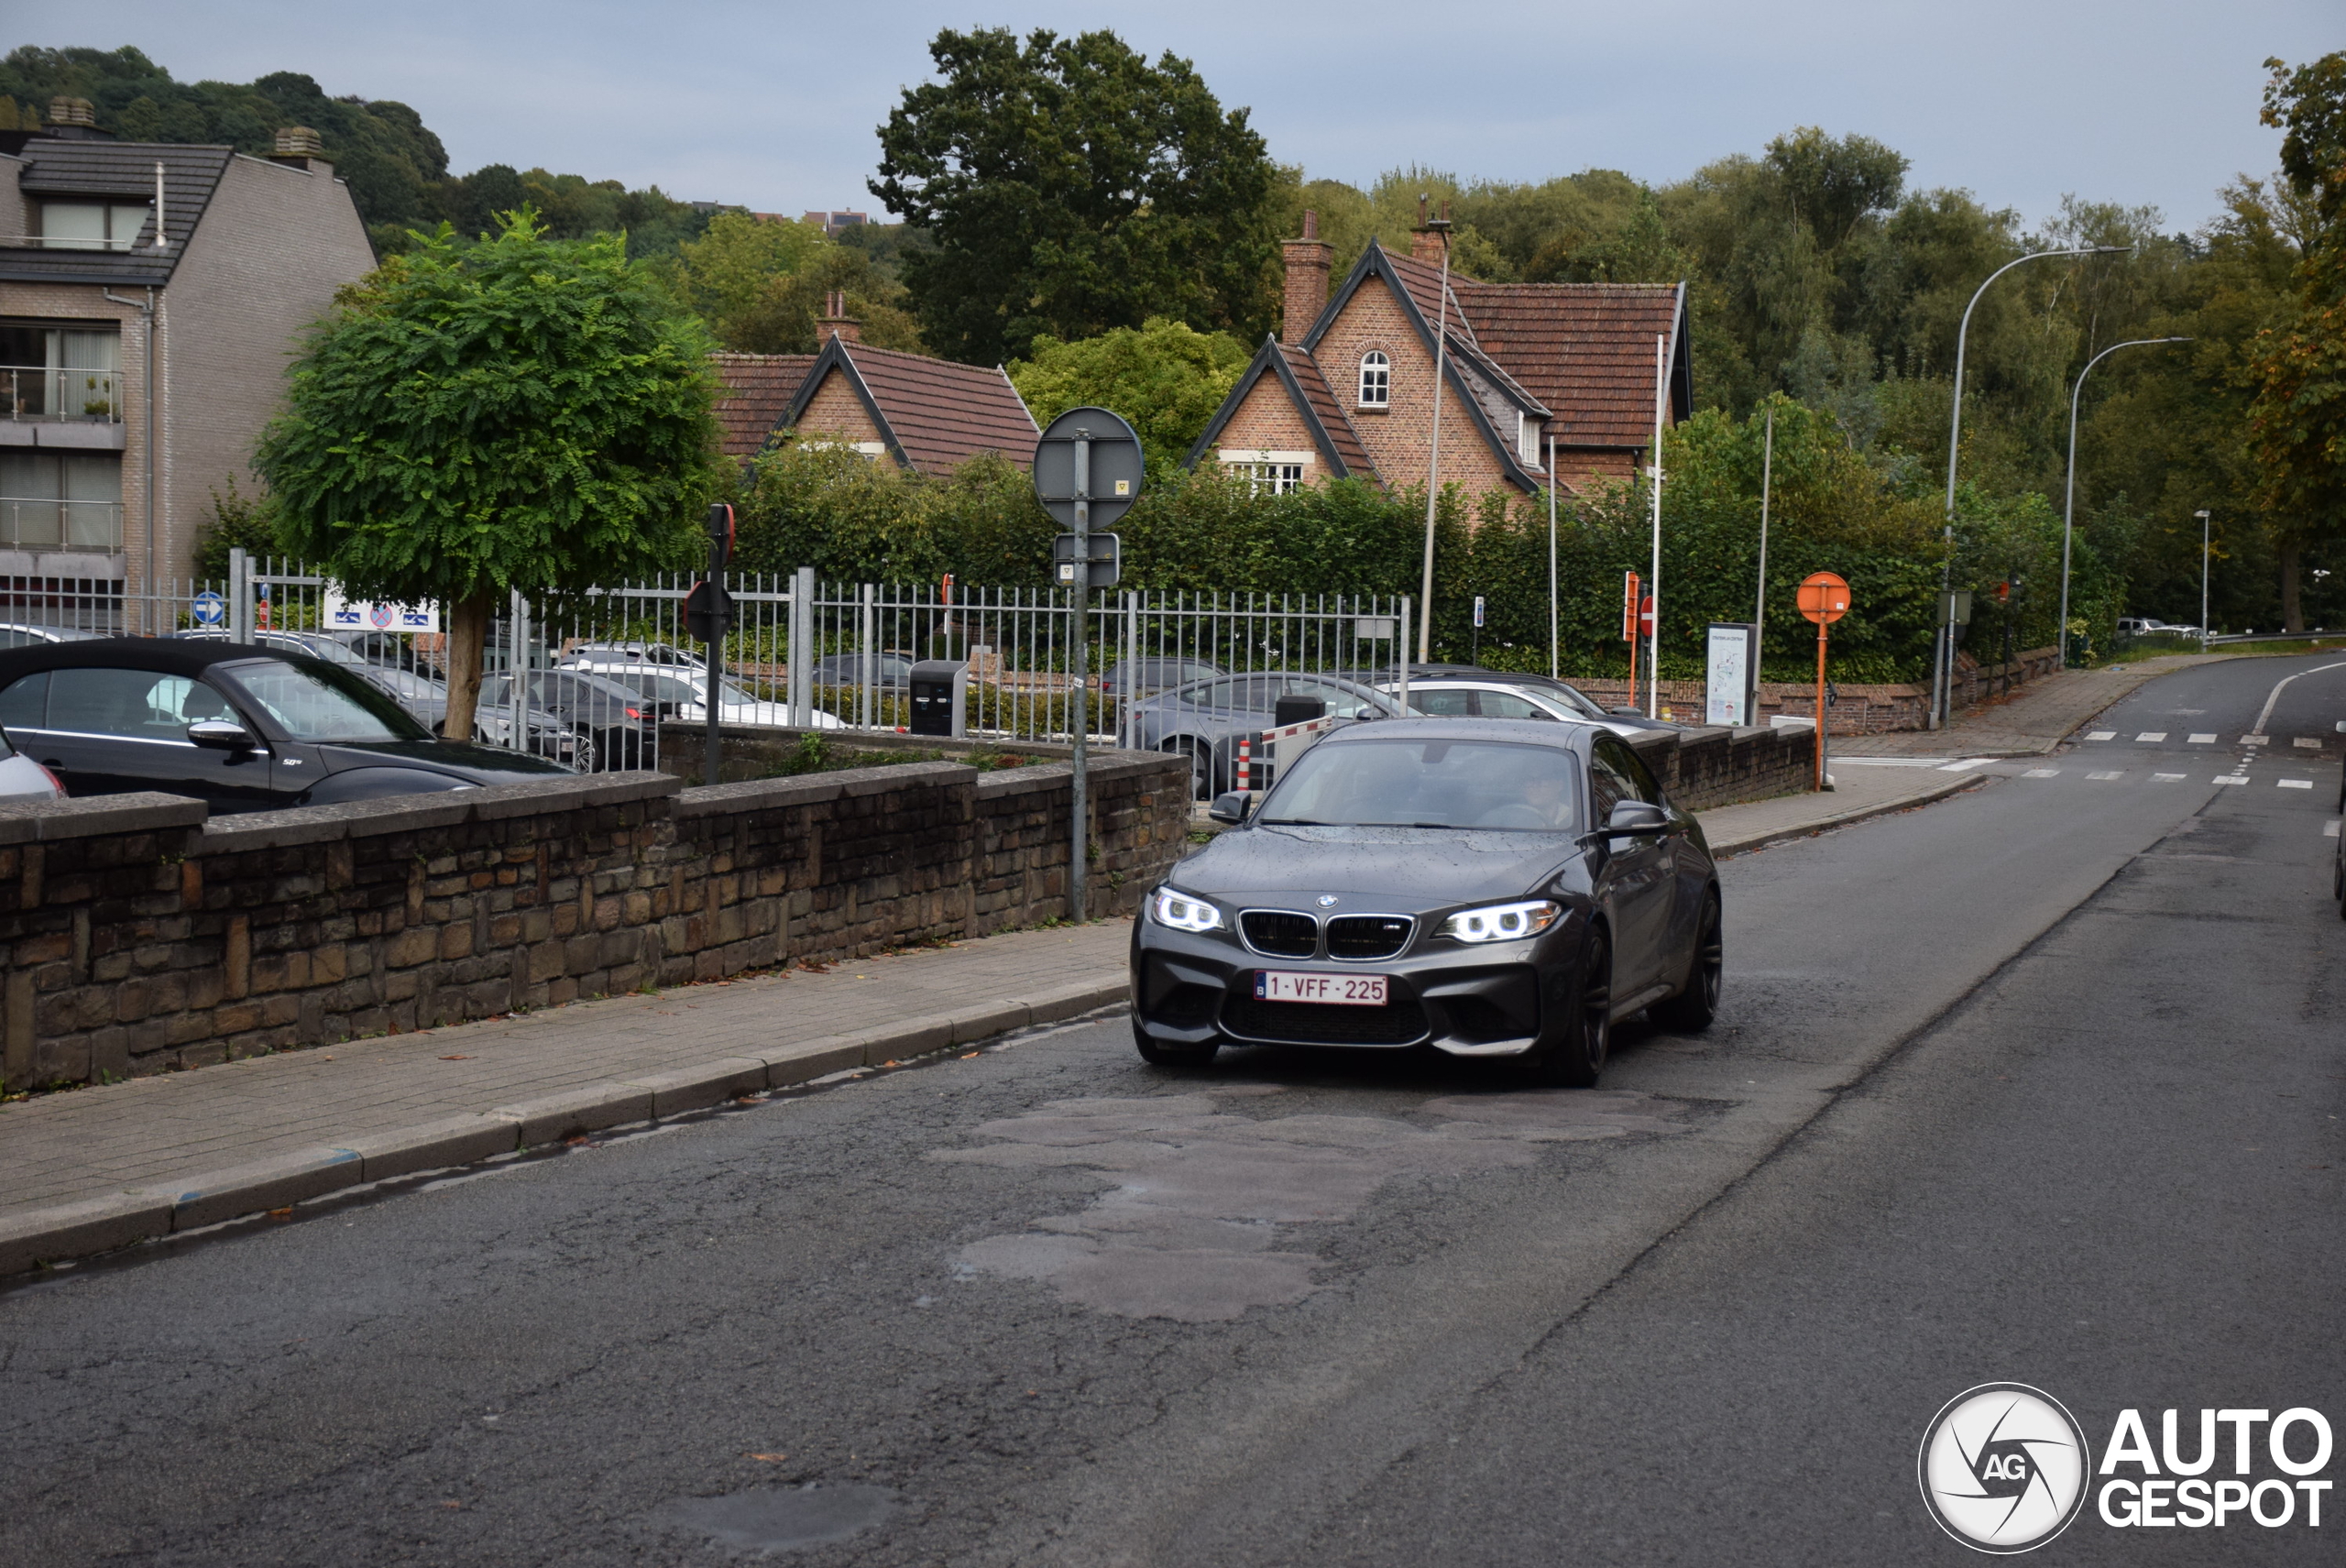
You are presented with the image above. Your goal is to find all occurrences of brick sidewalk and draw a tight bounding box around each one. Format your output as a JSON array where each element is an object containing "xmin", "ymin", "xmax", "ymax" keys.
[
  {"xmin": 1835, "ymin": 655, "xmax": 2219, "ymax": 758},
  {"xmin": 0, "ymin": 772, "xmax": 1984, "ymax": 1276}
]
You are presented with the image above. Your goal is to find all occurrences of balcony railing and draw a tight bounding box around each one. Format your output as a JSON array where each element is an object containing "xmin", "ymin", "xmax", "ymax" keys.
[
  {"xmin": 0, "ymin": 497, "xmax": 126, "ymax": 552},
  {"xmin": 1, "ymin": 365, "xmax": 120, "ymax": 422}
]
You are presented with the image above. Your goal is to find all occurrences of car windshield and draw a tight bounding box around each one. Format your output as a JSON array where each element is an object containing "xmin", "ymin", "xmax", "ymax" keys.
[
  {"xmin": 1258, "ymin": 738, "xmax": 1582, "ymax": 831},
  {"xmin": 214, "ymin": 659, "xmax": 429, "ymax": 742}
]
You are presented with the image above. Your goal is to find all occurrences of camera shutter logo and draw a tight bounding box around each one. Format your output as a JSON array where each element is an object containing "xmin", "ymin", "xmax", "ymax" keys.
[{"xmin": 1918, "ymin": 1384, "xmax": 2091, "ymax": 1552}]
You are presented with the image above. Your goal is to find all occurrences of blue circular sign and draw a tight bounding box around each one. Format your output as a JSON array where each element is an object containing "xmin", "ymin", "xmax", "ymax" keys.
[{"xmin": 191, "ymin": 590, "xmax": 226, "ymax": 626}]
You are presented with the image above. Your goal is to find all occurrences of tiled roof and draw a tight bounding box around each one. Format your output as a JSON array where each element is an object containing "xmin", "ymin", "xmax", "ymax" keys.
[
  {"xmin": 839, "ymin": 342, "xmax": 1039, "ymax": 474},
  {"xmin": 711, "ymin": 352, "xmax": 815, "ymax": 459},
  {"xmin": 1456, "ymin": 281, "xmax": 1689, "ymax": 449},
  {"xmin": 0, "ymin": 140, "xmax": 235, "ymax": 286},
  {"xmin": 1276, "ymin": 344, "xmax": 1378, "ymax": 484},
  {"xmin": 1353, "ymin": 245, "xmax": 1547, "ymax": 418}
]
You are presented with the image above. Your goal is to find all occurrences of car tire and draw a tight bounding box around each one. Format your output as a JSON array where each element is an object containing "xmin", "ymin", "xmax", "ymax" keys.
[
  {"xmin": 1651, "ymin": 888, "xmax": 1723, "ymax": 1032},
  {"xmin": 1529, "ymin": 927, "xmax": 1611, "ymax": 1088},
  {"xmin": 1163, "ymin": 738, "xmax": 1210, "ymax": 799},
  {"xmin": 1132, "ymin": 1017, "xmax": 1219, "ymax": 1069}
]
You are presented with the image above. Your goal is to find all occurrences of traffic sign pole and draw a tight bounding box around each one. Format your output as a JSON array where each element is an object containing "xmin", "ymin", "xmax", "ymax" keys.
[
  {"xmin": 1798, "ymin": 572, "xmax": 1851, "ymax": 793},
  {"xmin": 1070, "ymin": 435, "xmax": 1091, "ymax": 924}
]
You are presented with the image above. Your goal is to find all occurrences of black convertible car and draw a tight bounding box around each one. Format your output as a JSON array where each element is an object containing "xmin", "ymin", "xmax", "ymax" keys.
[
  {"xmin": 1130, "ymin": 718, "xmax": 1722, "ymax": 1086},
  {"xmin": 0, "ymin": 639, "xmax": 572, "ymax": 812}
]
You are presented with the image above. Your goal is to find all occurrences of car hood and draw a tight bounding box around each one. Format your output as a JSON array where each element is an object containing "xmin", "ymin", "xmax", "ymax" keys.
[
  {"xmin": 319, "ymin": 739, "xmax": 574, "ymax": 780},
  {"xmin": 1169, "ymin": 823, "xmax": 1582, "ymax": 913}
]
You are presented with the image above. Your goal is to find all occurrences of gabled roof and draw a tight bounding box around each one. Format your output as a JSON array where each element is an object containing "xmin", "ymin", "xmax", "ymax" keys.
[
  {"xmin": 0, "ymin": 139, "xmax": 236, "ymax": 287},
  {"xmin": 780, "ymin": 337, "xmax": 1039, "ymax": 475},
  {"xmin": 711, "ymin": 352, "xmax": 816, "ymax": 460},
  {"xmin": 1456, "ymin": 281, "xmax": 1692, "ymax": 448},
  {"xmin": 1183, "ymin": 337, "xmax": 1376, "ymax": 485}
]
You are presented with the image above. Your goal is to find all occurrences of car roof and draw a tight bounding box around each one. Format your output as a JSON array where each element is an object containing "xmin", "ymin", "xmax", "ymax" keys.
[
  {"xmin": 1318, "ymin": 716, "xmax": 1592, "ymax": 751},
  {"xmin": 0, "ymin": 636, "xmax": 304, "ymax": 683}
]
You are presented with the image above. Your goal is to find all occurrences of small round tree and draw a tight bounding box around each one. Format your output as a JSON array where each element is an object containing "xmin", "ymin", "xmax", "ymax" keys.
[{"xmin": 258, "ymin": 212, "xmax": 723, "ymax": 738}]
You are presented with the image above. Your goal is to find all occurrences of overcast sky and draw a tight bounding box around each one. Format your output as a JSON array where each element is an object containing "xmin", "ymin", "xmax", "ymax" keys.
[{"xmin": 27, "ymin": 1, "xmax": 2338, "ymax": 233}]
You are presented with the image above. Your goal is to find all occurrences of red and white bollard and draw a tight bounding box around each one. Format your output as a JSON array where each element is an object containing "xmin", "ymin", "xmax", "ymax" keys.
[{"xmin": 1236, "ymin": 737, "xmax": 1252, "ymax": 793}]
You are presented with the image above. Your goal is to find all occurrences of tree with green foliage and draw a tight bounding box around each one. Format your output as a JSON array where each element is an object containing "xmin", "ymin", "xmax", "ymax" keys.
[
  {"xmin": 2246, "ymin": 52, "xmax": 2346, "ymax": 630},
  {"xmin": 872, "ymin": 27, "xmax": 1279, "ymax": 364},
  {"xmin": 1005, "ymin": 319, "xmax": 1251, "ymax": 477},
  {"xmin": 256, "ymin": 214, "xmax": 724, "ymax": 736}
]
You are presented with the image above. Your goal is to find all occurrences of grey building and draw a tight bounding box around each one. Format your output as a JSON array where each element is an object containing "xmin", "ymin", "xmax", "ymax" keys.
[{"xmin": 0, "ymin": 98, "xmax": 374, "ymax": 620}]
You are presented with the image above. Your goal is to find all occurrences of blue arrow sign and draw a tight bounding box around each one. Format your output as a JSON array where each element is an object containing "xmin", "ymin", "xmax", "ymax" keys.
[{"xmin": 192, "ymin": 590, "xmax": 225, "ymax": 626}]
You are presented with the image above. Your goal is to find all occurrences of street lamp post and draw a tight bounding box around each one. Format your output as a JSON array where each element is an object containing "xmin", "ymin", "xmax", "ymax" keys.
[
  {"xmin": 2060, "ymin": 336, "xmax": 2191, "ymax": 667},
  {"xmin": 1416, "ymin": 200, "xmax": 1454, "ymax": 665},
  {"xmin": 2197, "ymin": 510, "xmax": 2212, "ymax": 651},
  {"xmin": 1934, "ymin": 245, "xmax": 2130, "ymax": 726}
]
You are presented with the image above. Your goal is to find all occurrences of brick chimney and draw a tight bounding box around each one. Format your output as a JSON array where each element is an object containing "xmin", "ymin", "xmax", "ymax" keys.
[
  {"xmin": 268, "ymin": 126, "xmax": 333, "ymax": 174},
  {"xmin": 42, "ymin": 96, "xmax": 113, "ymax": 140},
  {"xmin": 1410, "ymin": 197, "xmax": 1452, "ymax": 263},
  {"xmin": 1281, "ymin": 210, "xmax": 1332, "ymax": 345},
  {"xmin": 817, "ymin": 290, "xmax": 861, "ymax": 344}
]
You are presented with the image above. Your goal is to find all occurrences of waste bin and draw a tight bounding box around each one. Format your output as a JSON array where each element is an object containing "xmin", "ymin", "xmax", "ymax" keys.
[{"xmin": 908, "ymin": 659, "xmax": 969, "ymax": 738}]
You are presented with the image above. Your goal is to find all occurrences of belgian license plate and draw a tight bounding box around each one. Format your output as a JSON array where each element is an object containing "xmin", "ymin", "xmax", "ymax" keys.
[{"xmin": 1255, "ymin": 970, "xmax": 1387, "ymax": 1006}]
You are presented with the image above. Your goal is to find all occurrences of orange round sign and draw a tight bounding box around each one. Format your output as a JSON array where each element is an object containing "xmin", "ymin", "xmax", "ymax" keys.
[{"xmin": 1798, "ymin": 571, "xmax": 1851, "ymax": 625}]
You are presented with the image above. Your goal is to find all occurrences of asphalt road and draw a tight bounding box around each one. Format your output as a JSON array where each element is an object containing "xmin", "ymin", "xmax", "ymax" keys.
[{"xmin": 4, "ymin": 654, "xmax": 2341, "ymax": 1567}]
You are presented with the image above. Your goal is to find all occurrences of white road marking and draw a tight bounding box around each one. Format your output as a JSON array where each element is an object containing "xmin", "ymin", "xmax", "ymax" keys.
[
  {"xmin": 2023, "ymin": 768, "xmax": 2061, "ymax": 778},
  {"xmin": 2188, "ymin": 733, "xmax": 2217, "ymax": 743},
  {"xmin": 2279, "ymin": 779, "xmax": 2314, "ymax": 789},
  {"xmin": 2242, "ymin": 735, "xmax": 2269, "ymax": 745},
  {"xmin": 2216, "ymin": 776, "xmax": 2250, "ymax": 785},
  {"xmin": 2085, "ymin": 731, "xmax": 2116, "ymax": 740},
  {"xmin": 1830, "ymin": 757, "xmax": 1946, "ymax": 768},
  {"xmin": 1935, "ymin": 758, "xmax": 1996, "ymax": 772},
  {"xmin": 2154, "ymin": 773, "xmax": 2186, "ymax": 781},
  {"xmin": 2329, "ymin": 820, "xmax": 2342, "ymax": 838},
  {"xmin": 2088, "ymin": 771, "xmax": 2123, "ymax": 781},
  {"xmin": 2295, "ymin": 737, "xmax": 2322, "ymax": 749},
  {"xmin": 2250, "ymin": 659, "xmax": 2346, "ymax": 736},
  {"xmin": 2135, "ymin": 732, "xmax": 2167, "ymax": 742}
]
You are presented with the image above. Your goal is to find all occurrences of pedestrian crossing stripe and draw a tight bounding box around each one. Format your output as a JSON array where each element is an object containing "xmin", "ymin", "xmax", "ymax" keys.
[
  {"xmin": 2330, "ymin": 821, "xmax": 2343, "ymax": 838},
  {"xmin": 2136, "ymin": 732, "xmax": 2166, "ymax": 741},
  {"xmin": 2296, "ymin": 738, "xmax": 2322, "ymax": 748},
  {"xmin": 2188, "ymin": 733, "xmax": 2217, "ymax": 743},
  {"xmin": 2279, "ymin": 779, "xmax": 2314, "ymax": 789},
  {"xmin": 2216, "ymin": 776, "xmax": 2250, "ymax": 784},
  {"xmin": 2024, "ymin": 768, "xmax": 2060, "ymax": 778},
  {"xmin": 2243, "ymin": 735, "xmax": 2269, "ymax": 745},
  {"xmin": 2154, "ymin": 773, "xmax": 2185, "ymax": 781},
  {"xmin": 2086, "ymin": 731, "xmax": 2116, "ymax": 740},
  {"xmin": 2088, "ymin": 771, "xmax": 2123, "ymax": 780}
]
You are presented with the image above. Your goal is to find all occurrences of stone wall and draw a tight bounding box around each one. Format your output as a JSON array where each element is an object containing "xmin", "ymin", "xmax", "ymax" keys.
[
  {"xmin": 1565, "ymin": 645, "xmax": 2063, "ymax": 736},
  {"xmin": 0, "ymin": 751, "xmax": 1189, "ymax": 1090},
  {"xmin": 1622, "ymin": 723, "xmax": 1816, "ymax": 812}
]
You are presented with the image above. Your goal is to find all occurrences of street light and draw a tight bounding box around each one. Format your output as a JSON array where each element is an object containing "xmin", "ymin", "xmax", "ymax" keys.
[
  {"xmin": 1933, "ymin": 245, "xmax": 2131, "ymax": 725},
  {"xmin": 2060, "ymin": 336, "xmax": 2191, "ymax": 667},
  {"xmin": 2196, "ymin": 510, "xmax": 2212, "ymax": 651},
  {"xmin": 1417, "ymin": 199, "xmax": 1454, "ymax": 664}
]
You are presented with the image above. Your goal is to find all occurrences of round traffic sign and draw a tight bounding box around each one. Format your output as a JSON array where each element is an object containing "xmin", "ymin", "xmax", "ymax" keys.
[
  {"xmin": 1032, "ymin": 406, "xmax": 1146, "ymax": 530},
  {"xmin": 191, "ymin": 590, "xmax": 225, "ymax": 625},
  {"xmin": 1798, "ymin": 572, "xmax": 1851, "ymax": 625}
]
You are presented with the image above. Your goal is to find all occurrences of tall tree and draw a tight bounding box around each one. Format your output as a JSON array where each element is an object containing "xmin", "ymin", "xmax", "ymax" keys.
[
  {"xmin": 2246, "ymin": 52, "xmax": 2346, "ymax": 630},
  {"xmin": 257, "ymin": 214, "xmax": 722, "ymax": 737},
  {"xmin": 871, "ymin": 27, "xmax": 1279, "ymax": 364},
  {"xmin": 1005, "ymin": 318, "xmax": 1251, "ymax": 478}
]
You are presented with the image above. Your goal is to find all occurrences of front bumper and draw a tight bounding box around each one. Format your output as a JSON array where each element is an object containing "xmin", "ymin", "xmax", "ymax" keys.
[{"xmin": 1131, "ymin": 922, "xmax": 1577, "ymax": 1058}]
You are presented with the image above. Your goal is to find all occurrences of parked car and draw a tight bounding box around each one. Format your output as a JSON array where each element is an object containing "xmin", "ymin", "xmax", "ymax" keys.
[
  {"xmin": 0, "ymin": 719, "xmax": 64, "ymax": 800},
  {"xmin": 323, "ymin": 628, "xmax": 444, "ymax": 679},
  {"xmin": 0, "ymin": 639, "xmax": 572, "ymax": 812},
  {"xmin": 1131, "ymin": 717, "xmax": 1721, "ymax": 1084},
  {"xmin": 1130, "ymin": 671, "xmax": 1407, "ymax": 797},
  {"xmin": 565, "ymin": 661, "xmax": 846, "ymax": 729},
  {"xmin": 0, "ymin": 623, "xmax": 104, "ymax": 648},
  {"xmin": 477, "ymin": 667, "xmax": 660, "ymax": 771},
  {"xmin": 177, "ymin": 629, "xmax": 450, "ymax": 731},
  {"xmin": 1394, "ymin": 664, "xmax": 1676, "ymax": 730},
  {"xmin": 809, "ymin": 650, "xmax": 919, "ymax": 691},
  {"xmin": 563, "ymin": 640, "xmax": 698, "ymax": 668},
  {"xmin": 1101, "ymin": 657, "xmax": 1225, "ymax": 700},
  {"xmin": 1376, "ymin": 675, "xmax": 1661, "ymax": 739}
]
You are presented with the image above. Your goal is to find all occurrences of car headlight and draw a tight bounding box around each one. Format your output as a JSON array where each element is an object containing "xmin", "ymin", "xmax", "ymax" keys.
[
  {"xmin": 1149, "ymin": 886, "xmax": 1226, "ymax": 933},
  {"xmin": 1437, "ymin": 899, "xmax": 1562, "ymax": 943}
]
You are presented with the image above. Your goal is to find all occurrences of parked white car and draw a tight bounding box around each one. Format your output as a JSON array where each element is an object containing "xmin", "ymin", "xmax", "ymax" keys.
[
  {"xmin": 1376, "ymin": 676, "xmax": 1660, "ymax": 739},
  {"xmin": 0, "ymin": 726, "xmax": 64, "ymax": 800},
  {"xmin": 563, "ymin": 660, "xmax": 846, "ymax": 729}
]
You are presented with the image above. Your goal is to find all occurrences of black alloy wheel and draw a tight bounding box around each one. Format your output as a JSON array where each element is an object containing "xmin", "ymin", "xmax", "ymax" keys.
[
  {"xmin": 1532, "ymin": 928, "xmax": 1611, "ymax": 1088},
  {"xmin": 1133, "ymin": 1017, "xmax": 1220, "ymax": 1069},
  {"xmin": 1652, "ymin": 887, "xmax": 1723, "ymax": 1031}
]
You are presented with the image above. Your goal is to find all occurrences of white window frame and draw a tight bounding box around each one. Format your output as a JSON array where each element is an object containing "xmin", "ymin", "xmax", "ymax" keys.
[
  {"xmin": 1358, "ymin": 351, "xmax": 1390, "ymax": 408},
  {"xmin": 1216, "ymin": 448, "xmax": 1312, "ymax": 497}
]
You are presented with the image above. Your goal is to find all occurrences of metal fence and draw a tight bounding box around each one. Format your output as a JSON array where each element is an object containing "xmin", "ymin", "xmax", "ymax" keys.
[{"xmin": 0, "ymin": 554, "xmax": 1414, "ymax": 776}]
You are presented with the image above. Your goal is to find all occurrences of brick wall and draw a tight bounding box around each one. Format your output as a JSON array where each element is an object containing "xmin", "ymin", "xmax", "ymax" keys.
[
  {"xmin": 1211, "ymin": 373, "xmax": 1322, "ymax": 480},
  {"xmin": 1565, "ymin": 645, "xmax": 2064, "ymax": 736},
  {"xmin": 0, "ymin": 751, "xmax": 1190, "ymax": 1089},
  {"xmin": 1625, "ymin": 723, "xmax": 1816, "ymax": 812},
  {"xmin": 1315, "ymin": 273, "xmax": 1515, "ymax": 498},
  {"xmin": 795, "ymin": 367, "xmax": 887, "ymax": 455}
]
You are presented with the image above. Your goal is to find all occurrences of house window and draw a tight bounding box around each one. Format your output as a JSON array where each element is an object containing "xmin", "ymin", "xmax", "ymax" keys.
[
  {"xmin": 0, "ymin": 323, "xmax": 120, "ymax": 422},
  {"xmin": 1518, "ymin": 413, "xmax": 1542, "ymax": 467},
  {"xmin": 0, "ymin": 451, "xmax": 124, "ymax": 551},
  {"xmin": 38, "ymin": 202, "xmax": 152, "ymax": 252},
  {"xmin": 1218, "ymin": 449, "xmax": 1311, "ymax": 496},
  {"xmin": 1358, "ymin": 351, "xmax": 1390, "ymax": 408}
]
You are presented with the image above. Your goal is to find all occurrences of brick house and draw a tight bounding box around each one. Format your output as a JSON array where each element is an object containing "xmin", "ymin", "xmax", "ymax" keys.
[
  {"xmin": 1186, "ymin": 210, "xmax": 1691, "ymax": 499},
  {"xmin": 717, "ymin": 294, "xmax": 1039, "ymax": 475},
  {"xmin": 0, "ymin": 100, "xmax": 374, "ymax": 607}
]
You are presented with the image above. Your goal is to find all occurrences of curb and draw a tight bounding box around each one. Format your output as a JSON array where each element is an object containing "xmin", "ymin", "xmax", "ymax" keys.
[
  {"xmin": 1708, "ymin": 773, "xmax": 1981, "ymax": 858},
  {"xmin": 0, "ymin": 974, "xmax": 1131, "ymax": 1279}
]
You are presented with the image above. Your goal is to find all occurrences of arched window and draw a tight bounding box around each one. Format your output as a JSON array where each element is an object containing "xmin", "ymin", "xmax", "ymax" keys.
[{"xmin": 1358, "ymin": 351, "xmax": 1390, "ymax": 408}]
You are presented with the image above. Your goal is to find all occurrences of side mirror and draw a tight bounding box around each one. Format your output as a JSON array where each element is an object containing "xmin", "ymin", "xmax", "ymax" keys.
[
  {"xmin": 187, "ymin": 719, "xmax": 257, "ymax": 751},
  {"xmin": 1208, "ymin": 791, "xmax": 1253, "ymax": 825},
  {"xmin": 1606, "ymin": 800, "xmax": 1668, "ymax": 835}
]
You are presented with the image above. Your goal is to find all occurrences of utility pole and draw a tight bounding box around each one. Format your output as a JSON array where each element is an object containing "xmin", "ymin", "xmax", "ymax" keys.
[
  {"xmin": 2197, "ymin": 510, "xmax": 2212, "ymax": 651},
  {"xmin": 1417, "ymin": 199, "xmax": 1453, "ymax": 664},
  {"xmin": 1754, "ymin": 401, "xmax": 1773, "ymax": 659}
]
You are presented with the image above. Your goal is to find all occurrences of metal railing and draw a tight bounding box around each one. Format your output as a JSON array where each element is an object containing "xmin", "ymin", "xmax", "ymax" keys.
[
  {"xmin": 0, "ymin": 497, "xmax": 126, "ymax": 552},
  {"xmin": 0, "ymin": 364, "xmax": 121, "ymax": 422},
  {"xmin": 0, "ymin": 555, "xmax": 1414, "ymax": 776}
]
